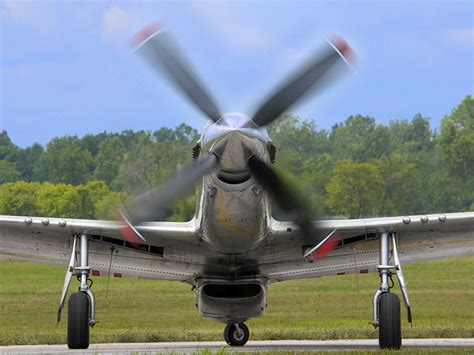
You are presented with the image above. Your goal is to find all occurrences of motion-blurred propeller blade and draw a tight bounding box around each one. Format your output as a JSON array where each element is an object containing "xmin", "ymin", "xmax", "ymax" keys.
[
  {"xmin": 121, "ymin": 153, "xmax": 218, "ymax": 226},
  {"xmin": 248, "ymin": 156, "xmax": 329, "ymax": 246},
  {"xmin": 131, "ymin": 23, "xmax": 222, "ymax": 122},
  {"xmin": 251, "ymin": 36, "xmax": 355, "ymax": 127}
]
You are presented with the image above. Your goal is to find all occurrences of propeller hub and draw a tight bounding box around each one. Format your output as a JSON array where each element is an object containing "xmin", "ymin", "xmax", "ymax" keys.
[{"xmin": 211, "ymin": 130, "xmax": 263, "ymax": 181}]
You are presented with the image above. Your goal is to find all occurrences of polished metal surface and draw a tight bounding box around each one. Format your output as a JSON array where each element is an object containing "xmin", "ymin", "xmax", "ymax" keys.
[
  {"xmin": 79, "ymin": 233, "xmax": 89, "ymax": 292},
  {"xmin": 379, "ymin": 232, "xmax": 390, "ymax": 292},
  {"xmin": 392, "ymin": 233, "xmax": 412, "ymax": 323},
  {"xmin": 370, "ymin": 231, "xmax": 390, "ymax": 328},
  {"xmin": 200, "ymin": 113, "xmax": 270, "ymax": 148},
  {"xmin": 57, "ymin": 235, "xmax": 77, "ymax": 322}
]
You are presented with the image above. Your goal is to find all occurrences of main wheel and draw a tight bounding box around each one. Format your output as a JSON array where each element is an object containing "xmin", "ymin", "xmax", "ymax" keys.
[
  {"xmin": 378, "ymin": 292, "xmax": 401, "ymax": 349},
  {"xmin": 224, "ymin": 323, "xmax": 249, "ymax": 346},
  {"xmin": 67, "ymin": 292, "xmax": 90, "ymax": 349}
]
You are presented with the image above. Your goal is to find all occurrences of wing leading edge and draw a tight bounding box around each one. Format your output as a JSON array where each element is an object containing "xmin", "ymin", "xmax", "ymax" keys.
[
  {"xmin": 0, "ymin": 215, "xmax": 201, "ymax": 282},
  {"xmin": 264, "ymin": 211, "xmax": 474, "ymax": 282}
]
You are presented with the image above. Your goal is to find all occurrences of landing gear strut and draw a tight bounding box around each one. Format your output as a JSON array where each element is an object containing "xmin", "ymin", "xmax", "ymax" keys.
[
  {"xmin": 58, "ymin": 234, "xmax": 96, "ymax": 349},
  {"xmin": 371, "ymin": 232, "xmax": 412, "ymax": 350},
  {"xmin": 224, "ymin": 323, "xmax": 249, "ymax": 346}
]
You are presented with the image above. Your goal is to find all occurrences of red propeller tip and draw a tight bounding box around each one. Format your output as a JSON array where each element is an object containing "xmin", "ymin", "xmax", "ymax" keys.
[
  {"xmin": 330, "ymin": 35, "xmax": 356, "ymax": 64},
  {"xmin": 120, "ymin": 226, "xmax": 143, "ymax": 244},
  {"xmin": 306, "ymin": 232, "xmax": 341, "ymax": 262},
  {"xmin": 115, "ymin": 210, "xmax": 143, "ymax": 244},
  {"xmin": 130, "ymin": 22, "xmax": 164, "ymax": 48}
]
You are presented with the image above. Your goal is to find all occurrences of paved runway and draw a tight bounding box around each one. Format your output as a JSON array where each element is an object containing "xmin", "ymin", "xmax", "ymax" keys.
[{"xmin": 0, "ymin": 339, "xmax": 473, "ymax": 354}]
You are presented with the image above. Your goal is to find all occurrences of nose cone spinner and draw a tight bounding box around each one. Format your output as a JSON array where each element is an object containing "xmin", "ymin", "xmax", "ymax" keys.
[{"xmin": 214, "ymin": 131, "xmax": 254, "ymax": 169}]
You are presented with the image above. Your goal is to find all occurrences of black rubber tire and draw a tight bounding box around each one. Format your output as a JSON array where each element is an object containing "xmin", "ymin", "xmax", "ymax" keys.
[
  {"xmin": 67, "ymin": 292, "xmax": 90, "ymax": 349},
  {"xmin": 224, "ymin": 323, "xmax": 249, "ymax": 346},
  {"xmin": 223, "ymin": 325, "xmax": 230, "ymax": 344},
  {"xmin": 379, "ymin": 292, "xmax": 402, "ymax": 350}
]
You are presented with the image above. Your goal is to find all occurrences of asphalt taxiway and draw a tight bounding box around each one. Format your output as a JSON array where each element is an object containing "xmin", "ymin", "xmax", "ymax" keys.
[{"xmin": 0, "ymin": 339, "xmax": 473, "ymax": 354}]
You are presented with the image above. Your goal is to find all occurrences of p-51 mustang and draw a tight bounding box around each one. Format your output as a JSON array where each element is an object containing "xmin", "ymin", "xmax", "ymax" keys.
[{"xmin": 1, "ymin": 24, "xmax": 473, "ymax": 350}]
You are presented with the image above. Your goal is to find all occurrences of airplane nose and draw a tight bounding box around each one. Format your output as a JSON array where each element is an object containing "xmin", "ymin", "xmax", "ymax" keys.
[
  {"xmin": 212, "ymin": 131, "xmax": 253, "ymax": 171},
  {"xmin": 209, "ymin": 131, "xmax": 263, "ymax": 185}
]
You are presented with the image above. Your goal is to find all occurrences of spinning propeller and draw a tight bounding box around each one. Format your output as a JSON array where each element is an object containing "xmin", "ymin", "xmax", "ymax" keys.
[{"xmin": 120, "ymin": 23, "xmax": 355, "ymax": 249}]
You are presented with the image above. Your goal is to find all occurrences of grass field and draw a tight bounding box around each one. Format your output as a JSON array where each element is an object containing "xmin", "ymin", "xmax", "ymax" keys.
[{"xmin": 0, "ymin": 255, "xmax": 473, "ymax": 346}]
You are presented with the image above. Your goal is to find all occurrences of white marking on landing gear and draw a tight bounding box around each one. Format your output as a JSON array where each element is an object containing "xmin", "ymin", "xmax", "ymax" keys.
[{"xmin": 0, "ymin": 339, "xmax": 473, "ymax": 353}]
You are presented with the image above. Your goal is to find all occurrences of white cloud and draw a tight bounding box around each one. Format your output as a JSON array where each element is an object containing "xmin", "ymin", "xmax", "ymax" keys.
[
  {"xmin": 443, "ymin": 28, "xmax": 474, "ymax": 47},
  {"xmin": 190, "ymin": 2, "xmax": 311, "ymax": 69},
  {"xmin": 191, "ymin": 3, "xmax": 277, "ymax": 53},
  {"xmin": 101, "ymin": 5, "xmax": 140, "ymax": 43},
  {"xmin": 2, "ymin": 0, "xmax": 59, "ymax": 31},
  {"xmin": 3, "ymin": 0, "xmax": 35, "ymax": 22}
]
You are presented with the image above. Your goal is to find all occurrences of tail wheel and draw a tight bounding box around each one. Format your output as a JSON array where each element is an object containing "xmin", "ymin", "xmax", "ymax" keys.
[
  {"xmin": 67, "ymin": 292, "xmax": 90, "ymax": 349},
  {"xmin": 224, "ymin": 323, "xmax": 249, "ymax": 346},
  {"xmin": 379, "ymin": 292, "xmax": 401, "ymax": 350}
]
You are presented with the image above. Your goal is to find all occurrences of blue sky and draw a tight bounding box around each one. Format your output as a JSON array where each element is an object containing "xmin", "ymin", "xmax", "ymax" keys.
[{"xmin": 1, "ymin": 1, "xmax": 473, "ymax": 147}]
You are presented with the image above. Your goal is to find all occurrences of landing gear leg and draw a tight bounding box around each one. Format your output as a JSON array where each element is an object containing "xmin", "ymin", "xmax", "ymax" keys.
[
  {"xmin": 58, "ymin": 234, "xmax": 96, "ymax": 349},
  {"xmin": 371, "ymin": 232, "xmax": 411, "ymax": 350},
  {"xmin": 224, "ymin": 323, "xmax": 249, "ymax": 346}
]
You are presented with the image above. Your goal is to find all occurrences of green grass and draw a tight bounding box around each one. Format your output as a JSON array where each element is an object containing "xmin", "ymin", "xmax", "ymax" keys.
[
  {"xmin": 0, "ymin": 255, "xmax": 472, "ymax": 345},
  {"xmin": 199, "ymin": 350, "xmax": 473, "ymax": 355},
  {"xmin": 199, "ymin": 351, "xmax": 473, "ymax": 355}
]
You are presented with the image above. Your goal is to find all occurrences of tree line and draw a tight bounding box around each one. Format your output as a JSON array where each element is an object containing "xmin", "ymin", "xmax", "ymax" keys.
[{"xmin": 0, "ymin": 96, "xmax": 472, "ymax": 220}]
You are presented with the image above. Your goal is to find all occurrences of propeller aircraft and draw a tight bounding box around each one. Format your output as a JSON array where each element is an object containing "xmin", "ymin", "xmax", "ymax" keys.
[{"xmin": 1, "ymin": 23, "xmax": 473, "ymax": 350}]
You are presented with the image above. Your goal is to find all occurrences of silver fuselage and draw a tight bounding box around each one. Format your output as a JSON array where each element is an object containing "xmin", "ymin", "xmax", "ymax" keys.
[
  {"xmin": 194, "ymin": 113, "xmax": 272, "ymax": 254},
  {"xmin": 190, "ymin": 113, "xmax": 272, "ymax": 322}
]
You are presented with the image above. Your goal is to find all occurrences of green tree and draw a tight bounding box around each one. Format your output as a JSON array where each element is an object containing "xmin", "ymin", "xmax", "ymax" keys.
[
  {"xmin": 1, "ymin": 96, "xmax": 472, "ymax": 220},
  {"xmin": 0, "ymin": 181, "xmax": 41, "ymax": 215},
  {"xmin": 300, "ymin": 153, "xmax": 334, "ymax": 217},
  {"xmin": 268, "ymin": 114, "xmax": 330, "ymax": 174},
  {"xmin": 36, "ymin": 183, "xmax": 80, "ymax": 218},
  {"xmin": 94, "ymin": 137, "xmax": 125, "ymax": 188},
  {"xmin": 167, "ymin": 195, "xmax": 196, "ymax": 222},
  {"xmin": 76, "ymin": 181, "xmax": 111, "ymax": 219},
  {"xmin": 115, "ymin": 128, "xmax": 192, "ymax": 193},
  {"xmin": 95, "ymin": 190, "xmax": 128, "ymax": 219},
  {"xmin": 388, "ymin": 114, "xmax": 435, "ymax": 154},
  {"xmin": 153, "ymin": 127, "xmax": 175, "ymax": 142},
  {"xmin": 118, "ymin": 130, "xmax": 152, "ymax": 150},
  {"xmin": 0, "ymin": 180, "xmax": 124, "ymax": 219},
  {"xmin": 174, "ymin": 123, "xmax": 199, "ymax": 144},
  {"xmin": 16, "ymin": 143, "xmax": 44, "ymax": 181},
  {"xmin": 329, "ymin": 115, "xmax": 392, "ymax": 161},
  {"xmin": 375, "ymin": 153, "xmax": 417, "ymax": 215},
  {"xmin": 0, "ymin": 160, "xmax": 21, "ymax": 184},
  {"xmin": 78, "ymin": 132, "xmax": 109, "ymax": 157},
  {"xmin": 427, "ymin": 169, "xmax": 468, "ymax": 213},
  {"xmin": 438, "ymin": 96, "xmax": 474, "ymax": 180},
  {"xmin": 0, "ymin": 131, "xmax": 18, "ymax": 161},
  {"xmin": 326, "ymin": 160, "xmax": 383, "ymax": 218},
  {"xmin": 437, "ymin": 96, "xmax": 474, "ymax": 210},
  {"xmin": 33, "ymin": 136, "xmax": 94, "ymax": 185}
]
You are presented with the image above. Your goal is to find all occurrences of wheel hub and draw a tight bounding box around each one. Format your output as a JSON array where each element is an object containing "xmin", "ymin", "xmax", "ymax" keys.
[{"xmin": 233, "ymin": 329, "xmax": 245, "ymax": 341}]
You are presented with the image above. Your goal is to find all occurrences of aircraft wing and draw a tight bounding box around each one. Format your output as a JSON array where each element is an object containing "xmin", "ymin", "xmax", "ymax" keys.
[
  {"xmin": 262, "ymin": 212, "xmax": 474, "ymax": 282},
  {"xmin": 0, "ymin": 215, "xmax": 202, "ymax": 283}
]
